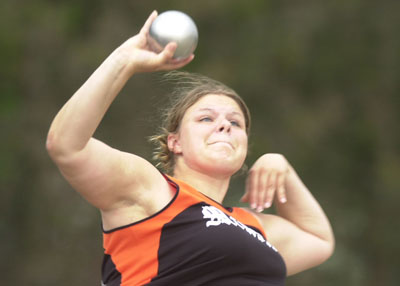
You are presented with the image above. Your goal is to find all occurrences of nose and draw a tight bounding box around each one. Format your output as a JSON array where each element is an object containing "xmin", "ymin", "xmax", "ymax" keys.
[{"xmin": 217, "ymin": 119, "xmax": 231, "ymax": 133}]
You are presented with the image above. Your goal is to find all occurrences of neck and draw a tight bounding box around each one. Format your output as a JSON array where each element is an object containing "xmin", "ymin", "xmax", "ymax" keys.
[{"xmin": 173, "ymin": 164, "xmax": 231, "ymax": 203}]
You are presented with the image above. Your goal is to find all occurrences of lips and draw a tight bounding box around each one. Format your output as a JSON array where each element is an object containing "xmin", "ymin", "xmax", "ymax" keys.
[{"xmin": 208, "ymin": 141, "xmax": 234, "ymax": 149}]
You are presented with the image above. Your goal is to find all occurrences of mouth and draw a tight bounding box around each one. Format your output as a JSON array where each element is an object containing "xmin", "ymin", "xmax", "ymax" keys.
[{"xmin": 208, "ymin": 141, "xmax": 234, "ymax": 149}]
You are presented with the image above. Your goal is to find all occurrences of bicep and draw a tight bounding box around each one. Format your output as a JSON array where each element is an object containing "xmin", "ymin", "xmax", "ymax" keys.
[
  {"xmin": 55, "ymin": 138, "xmax": 162, "ymax": 211},
  {"xmin": 257, "ymin": 214, "xmax": 333, "ymax": 276}
]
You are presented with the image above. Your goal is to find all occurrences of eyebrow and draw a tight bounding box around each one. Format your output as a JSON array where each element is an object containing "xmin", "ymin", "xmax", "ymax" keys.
[{"xmin": 197, "ymin": 108, "xmax": 243, "ymax": 117}]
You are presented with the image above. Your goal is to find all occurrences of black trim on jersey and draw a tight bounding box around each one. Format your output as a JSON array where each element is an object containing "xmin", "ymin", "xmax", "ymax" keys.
[
  {"xmin": 102, "ymin": 175, "xmax": 180, "ymax": 234},
  {"xmin": 202, "ymin": 193, "xmax": 234, "ymax": 213},
  {"xmin": 169, "ymin": 175, "xmax": 234, "ymax": 213}
]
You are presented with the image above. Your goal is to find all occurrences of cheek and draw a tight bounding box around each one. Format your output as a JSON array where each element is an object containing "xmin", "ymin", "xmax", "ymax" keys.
[
  {"xmin": 238, "ymin": 135, "xmax": 249, "ymax": 161},
  {"xmin": 238, "ymin": 132, "xmax": 248, "ymax": 149},
  {"xmin": 242, "ymin": 141, "xmax": 248, "ymax": 155},
  {"xmin": 179, "ymin": 128, "xmax": 204, "ymax": 152}
]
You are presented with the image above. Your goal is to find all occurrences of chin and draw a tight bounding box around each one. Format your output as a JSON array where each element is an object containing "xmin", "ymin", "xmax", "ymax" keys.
[
  {"xmin": 203, "ymin": 159, "xmax": 243, "ymax": 177},
  {"xmin": 185, "ymin": 151, "xmax": 246, "ymax": 177}
]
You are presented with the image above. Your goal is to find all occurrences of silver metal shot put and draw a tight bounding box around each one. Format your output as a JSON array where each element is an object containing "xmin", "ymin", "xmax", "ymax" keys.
[{"xmin": 149, "ymin": 10, "xmax": 198, "ymax": 59}]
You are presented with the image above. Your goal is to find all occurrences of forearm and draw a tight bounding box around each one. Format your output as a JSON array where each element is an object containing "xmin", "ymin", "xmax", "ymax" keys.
[
  {"xmin": 276, "ymin": 165, "xmax": 334, "ymax": 244},
  {"xmin": 46, "ymin": 48, "xmax": 134, "ymax": 159}
]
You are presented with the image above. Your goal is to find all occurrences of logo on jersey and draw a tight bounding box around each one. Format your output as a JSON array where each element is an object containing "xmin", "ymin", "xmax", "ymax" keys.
[{"xmin": 201, "ymin": 205, "xmax": 278, "ymax": 252}]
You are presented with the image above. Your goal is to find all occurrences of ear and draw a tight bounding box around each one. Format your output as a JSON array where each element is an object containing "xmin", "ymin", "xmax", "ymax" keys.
[{"xmin": 167, "ymin": 133, "xmax": 182, "ymax": 154}]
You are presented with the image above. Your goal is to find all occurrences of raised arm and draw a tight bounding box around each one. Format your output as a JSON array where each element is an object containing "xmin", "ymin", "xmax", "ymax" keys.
[
  {"xmin": 241, "ymin": 153, "xmax": 335, "ymax": 275},
  {"xmin": 46, "ymin": 11, "xmax": 193, "ymax": 218}
]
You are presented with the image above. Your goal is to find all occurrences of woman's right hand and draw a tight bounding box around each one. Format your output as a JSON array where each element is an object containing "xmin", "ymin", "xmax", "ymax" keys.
[{"xmin": 116, "ymin": 10, "xmax": 194, "ymax": 74}]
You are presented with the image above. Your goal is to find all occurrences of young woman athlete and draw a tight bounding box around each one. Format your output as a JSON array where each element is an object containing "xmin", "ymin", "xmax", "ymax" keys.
[{"xmin": 46, "ymin": 11, "xmax": 334, "ymax": 285}]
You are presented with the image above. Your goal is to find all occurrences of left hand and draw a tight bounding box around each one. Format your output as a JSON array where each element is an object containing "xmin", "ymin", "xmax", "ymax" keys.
[{"xmin": 241, "ymin": 153, "xmax": 289, "ymax": 212}]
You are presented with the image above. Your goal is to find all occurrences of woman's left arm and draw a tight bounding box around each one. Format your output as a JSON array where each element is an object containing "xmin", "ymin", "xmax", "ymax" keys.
[{"xmin": 241, "ymin": 153, "xmax": 335, "ymax": 275}]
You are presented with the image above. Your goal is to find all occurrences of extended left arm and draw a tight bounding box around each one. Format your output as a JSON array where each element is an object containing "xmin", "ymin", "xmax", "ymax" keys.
[{"xmin": 241, "ymin": 153, "xmax": 335, "ymax": 275}]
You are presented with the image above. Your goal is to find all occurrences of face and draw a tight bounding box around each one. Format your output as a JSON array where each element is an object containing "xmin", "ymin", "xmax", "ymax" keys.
[{"xmin": 168, "ymin": 94, "xmax": 248, "ymax": 177}]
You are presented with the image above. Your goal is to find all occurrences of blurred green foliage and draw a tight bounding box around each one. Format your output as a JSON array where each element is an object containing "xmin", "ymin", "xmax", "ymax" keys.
[{"xmin": 1, "ymin": 0, "xmax": 399, "ymax": 285}]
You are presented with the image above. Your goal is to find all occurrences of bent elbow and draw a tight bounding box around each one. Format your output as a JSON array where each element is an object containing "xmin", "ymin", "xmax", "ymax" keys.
[
  {"xmin": 319, "ymin": 237, "xmax": 335, "ymax": 265},
  {"xmin": 318, "ymin": 224, "xmax": 336, "ymax": 264},
  {"xmin": 326, "ymin": 228, "xmax": 336, "ymax": 259},
  {"xmin": 46, "ymin": 131, "xmax": 64, "ymax": 161},
  {"xmin": 46, "ymin": 131, "xmax": 58, "ymax": 158},
  {"xmin": 46, "ymin": 131, "xmax": 55, "ymax": 154},
  {"xmin": 327, "ymin": 238, "xmax": 335, "ymax": 260},
  {"xmin": 46, "ymin": 130, "xmax": 78, "ymax": 165}
]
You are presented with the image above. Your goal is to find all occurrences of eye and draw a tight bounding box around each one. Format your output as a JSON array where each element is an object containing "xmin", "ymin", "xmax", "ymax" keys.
[
  {"xmin": 200, "ymin": 117, "xmax": 213, "ymax": 122},
  {"xmin": 230, "ymin": 120, "xmax": 241, "ymax": 127}
]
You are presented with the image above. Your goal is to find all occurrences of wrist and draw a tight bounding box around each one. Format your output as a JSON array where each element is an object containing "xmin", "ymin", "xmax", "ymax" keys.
[{"xmin": 108, "ymin": 46, "xmax": 137, "ymax": 78}]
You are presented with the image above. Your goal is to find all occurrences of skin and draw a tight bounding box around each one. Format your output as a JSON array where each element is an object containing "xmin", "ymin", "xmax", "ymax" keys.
[
  {"xmin": 169, "ymin": 94, "xmax": 248, "ymax": 202},
  {"xmin": 46, "ymin": 11, "xmax": 334, "ymax": 277}
]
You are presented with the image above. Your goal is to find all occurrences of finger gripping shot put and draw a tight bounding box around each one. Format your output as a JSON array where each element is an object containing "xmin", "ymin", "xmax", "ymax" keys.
[{"xmin": 46, "ymin": 10, "xmax": 334, "ymax": 286}]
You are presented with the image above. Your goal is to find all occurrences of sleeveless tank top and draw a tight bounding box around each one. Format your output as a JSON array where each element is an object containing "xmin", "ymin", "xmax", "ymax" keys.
[{"xmin": 102, "ymin": 175, "xmax": 286, "ymax": 285}]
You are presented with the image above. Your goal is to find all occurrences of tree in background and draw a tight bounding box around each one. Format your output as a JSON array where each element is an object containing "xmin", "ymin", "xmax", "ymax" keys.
[{"xmin": 1, "ymin": 1, "xmax": 399, "ymax": 285}]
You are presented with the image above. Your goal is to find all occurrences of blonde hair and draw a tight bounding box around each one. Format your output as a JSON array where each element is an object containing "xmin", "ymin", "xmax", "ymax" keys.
[{"xmin": 149, "ymin": 71, "xmax": 251, "ymax": 174}]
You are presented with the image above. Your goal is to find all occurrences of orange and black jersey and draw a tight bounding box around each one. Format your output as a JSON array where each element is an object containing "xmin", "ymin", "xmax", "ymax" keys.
[{"xmin": 101, "ymin": 175, "xmax": 286, "ymax": 285}]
